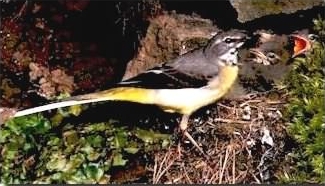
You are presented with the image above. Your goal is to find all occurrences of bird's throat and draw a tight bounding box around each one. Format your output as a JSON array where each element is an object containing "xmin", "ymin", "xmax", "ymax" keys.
[{"xmin": 208, "ymin": 65, "xmax": 239, "ymax": 99}]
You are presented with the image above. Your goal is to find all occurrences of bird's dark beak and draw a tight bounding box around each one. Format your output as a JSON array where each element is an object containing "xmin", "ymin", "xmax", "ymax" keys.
[
  {"xmin": 290, "ymin": 34, "xmax": 311, "ymax": 58},
  {"xmin": 240, "ymin": 35, "xmax": 253, "ymax": 48},
  {"xmin": 236, "ymin": 36, "xmax": 249, "ymax": 49}
]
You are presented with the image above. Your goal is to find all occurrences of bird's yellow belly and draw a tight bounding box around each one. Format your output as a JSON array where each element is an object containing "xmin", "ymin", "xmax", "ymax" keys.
[
  {"xmin": 155, "ymin": 65, "xmax": 239, "ymax": 115},
  {"xmin": 154, "ymin": 88, "xmax": 220, "ymax": 114}
]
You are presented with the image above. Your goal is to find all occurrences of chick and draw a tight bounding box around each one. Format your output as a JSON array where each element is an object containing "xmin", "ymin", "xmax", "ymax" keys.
[{"xmin": 226, "ymin": 29, "xmax": 315, "ymax": 98}]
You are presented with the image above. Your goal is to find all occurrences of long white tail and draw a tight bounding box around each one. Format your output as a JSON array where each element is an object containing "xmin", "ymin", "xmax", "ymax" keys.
[
  {"xmin": 12, "ymin": 87, "xmax": 156, "ymax": 118},
  {"xmin": 13, "ymin": 97, "xmax": 107, "ymax": 117}
]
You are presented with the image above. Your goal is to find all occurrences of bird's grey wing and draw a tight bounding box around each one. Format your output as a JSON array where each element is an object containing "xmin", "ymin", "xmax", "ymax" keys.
[{"xmin": 117, "ymin": 49, "xmax": 219, "ymax": 89}]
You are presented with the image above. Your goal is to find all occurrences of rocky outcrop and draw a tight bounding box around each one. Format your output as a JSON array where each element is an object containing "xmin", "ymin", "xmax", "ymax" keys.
[
  {"xmin": 229, "ymin": 0, "xmax": 325, "ymax": 23},
  {"xmin": 122, "ymin": 12, "xmax": 219, "ymax": 80}
]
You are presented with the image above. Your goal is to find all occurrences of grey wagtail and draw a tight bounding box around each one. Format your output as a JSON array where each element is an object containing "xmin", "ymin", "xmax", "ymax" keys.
[{"xmin": 6, "ymin": 29, "xmax": 248, "ymax": 154}]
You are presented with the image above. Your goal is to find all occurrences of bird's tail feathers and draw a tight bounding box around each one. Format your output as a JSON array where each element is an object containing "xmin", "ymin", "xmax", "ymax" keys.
[{"xmin": 13, "ymin": 87, "xmax": 156, "ymax": 118}]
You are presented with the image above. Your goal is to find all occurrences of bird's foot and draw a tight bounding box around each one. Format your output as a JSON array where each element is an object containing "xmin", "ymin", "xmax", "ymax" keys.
[
  {"xmin": 183, "ymin": 130, "xmax": 206, "ymax": 156},
  {"xmin": 179, "ymin": 115, "xmax": 207, "ymax": 157},
  {"xmin": 177, "ymin": 142, "xmax": 183, "ymax": 160}
]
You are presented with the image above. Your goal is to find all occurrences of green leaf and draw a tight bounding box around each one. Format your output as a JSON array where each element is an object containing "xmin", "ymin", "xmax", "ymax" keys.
[
  {"xmin": 0, "ymin": 129, "xmax": 11, "ymax": 143},
  {"xmin": 63, "ymin": 130, "xmax": 79, "ymax": 147},
  {"xmin": 161, "ymin": 138, "xmax": 170, "ymax": 148},
  {"xmin": 4, "ymin": 149, "xmax": 18, "ymax": 160},
  {"xmin": 23, "ymin": 142, "xmax": 33, "ymax": 151},
  {"xmin": 124, "ymin": 147, "xmax": 139, "ymax": 154},
  {"xmin": 66, "ymin": 170, "xmax": 87, "ymax": 184},
  {"xmin": 134, "ymin": 128, "xmax": 170, "ymax": 144},
  {"xmin": 311, "ymin": 155, "xmax": 325, "ymax": 179},
  {"xmin": 69, "ymin": 105, "xmax": 82, "ymax": 116},
  {"xmin": 84, "ymin": 122, "xmax": 110, "ymax": 132},
  {"xmin": 81, "ymin": 144, "xmax": 94, "ymax": 154},
  {"xmin": 84, "ymin": 163, "xmax": 104, "ymax": 182},
  {"xmin": 81, "ymin": 144, "xmax": 101, "ymax": 161},
  {"xmin": 47, "ymin": 136, "xmax": 61, "ymax": 146},
  {"xmin": 50, "ymin": 172, "xmax": 63, "ymax": 181},
  {"xmin": 46, "ymin": 153, "xmax": 67, "ymax": 171},
  {"xmin": 86, "ymin": 135, "xmax": 103, "ymax": 148},
  {"xmin": 112, "ymin": 128, "xmax": 128, "ymax": 149},
  {"xmin": 62, "ymin": 154, "xmax": 85, "ymax": 172},
  {"xmin": 112, "ymin": 152, "xmax": 127, "ymax": 166}
]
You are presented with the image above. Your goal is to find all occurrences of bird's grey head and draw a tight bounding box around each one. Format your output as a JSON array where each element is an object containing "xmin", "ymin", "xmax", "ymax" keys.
[{"xmin": 204, "ymin": 29, "xmax": 247, "ymax": 66}]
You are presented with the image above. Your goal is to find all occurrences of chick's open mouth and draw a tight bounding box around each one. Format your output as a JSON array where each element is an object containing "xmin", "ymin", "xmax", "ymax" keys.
[{"xmin": 290, "ymin": 34, "xmax": 311, "ymax": 57}]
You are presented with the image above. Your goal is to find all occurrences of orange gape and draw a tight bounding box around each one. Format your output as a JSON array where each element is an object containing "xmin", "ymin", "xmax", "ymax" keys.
[{"xmin": 293, "ymin": 37, "xmax": 308, "ymax": 56}]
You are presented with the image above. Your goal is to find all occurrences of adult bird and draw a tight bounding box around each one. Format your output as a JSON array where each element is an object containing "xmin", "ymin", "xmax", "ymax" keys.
[{"xmin": 2, "ymin": 29, "xmax": 248, "ymax": 154}]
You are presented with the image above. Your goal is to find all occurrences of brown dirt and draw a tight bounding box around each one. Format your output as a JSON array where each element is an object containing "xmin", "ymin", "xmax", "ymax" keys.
[{"xmin": 147, "ymin": 89, "xmax": 290, "ymax": 184}]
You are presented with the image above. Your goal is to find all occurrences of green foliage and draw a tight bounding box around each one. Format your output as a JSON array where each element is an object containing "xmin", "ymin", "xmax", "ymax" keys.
[
  {"xmin": 313, "ymin": 15, "xmax": 325, "ymax": 37},
  {"xmin": 5, "ymin": 114, "xmax": 52, "ymax": 135},
  {"xmin": 281, "ymin": 16, "xmax": 325, "ymax": 183},
  {"xmin": 0, "ymin": 111, "xmax": 171, "ymax": 183}
]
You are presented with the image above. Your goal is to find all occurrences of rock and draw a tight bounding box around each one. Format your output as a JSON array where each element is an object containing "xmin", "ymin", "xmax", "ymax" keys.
[
  {"xmin": 0, "ymin": 107, "xmax": 18, "ymax": 124},
  {"xmin": 122, "ymin": 12, "xmax": 219, "ymax": 80},
  {"xmin": 229, "ymin": 0, "xmax": 325, "ymax": 23}
]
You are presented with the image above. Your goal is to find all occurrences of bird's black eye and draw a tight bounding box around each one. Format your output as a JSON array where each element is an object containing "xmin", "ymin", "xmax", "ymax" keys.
[
  {"xmin": 308, "ymin": 34, "xmax": 318, "ymax": 41},
  {"xmin": 225, "ymin": 38, "xmax": 232, "ymax": 43},
  {"xmin": 267, "ymin": 52, "xmax": 277, "ymax": 59}
]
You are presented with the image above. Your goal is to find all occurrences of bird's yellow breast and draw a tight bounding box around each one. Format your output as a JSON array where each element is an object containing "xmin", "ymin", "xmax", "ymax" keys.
[{"xmin": 207, "ymin": 65, "xmax": 239, "ymax": 98}]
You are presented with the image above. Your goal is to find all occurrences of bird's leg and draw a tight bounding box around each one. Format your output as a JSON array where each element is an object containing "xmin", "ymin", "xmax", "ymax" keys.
[
  {"xmin": 179, "ymin": 114, "xmax": 190, "ymax": 132},
  {"xmin": 180, "ymin": 114, "xmax": 206, "ymax": 156}
]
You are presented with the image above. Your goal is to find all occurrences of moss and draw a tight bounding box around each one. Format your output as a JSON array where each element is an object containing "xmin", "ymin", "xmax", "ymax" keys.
[{"xmin": 279, "ymin": 16, "xmax": 325, "ymax": 183}]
